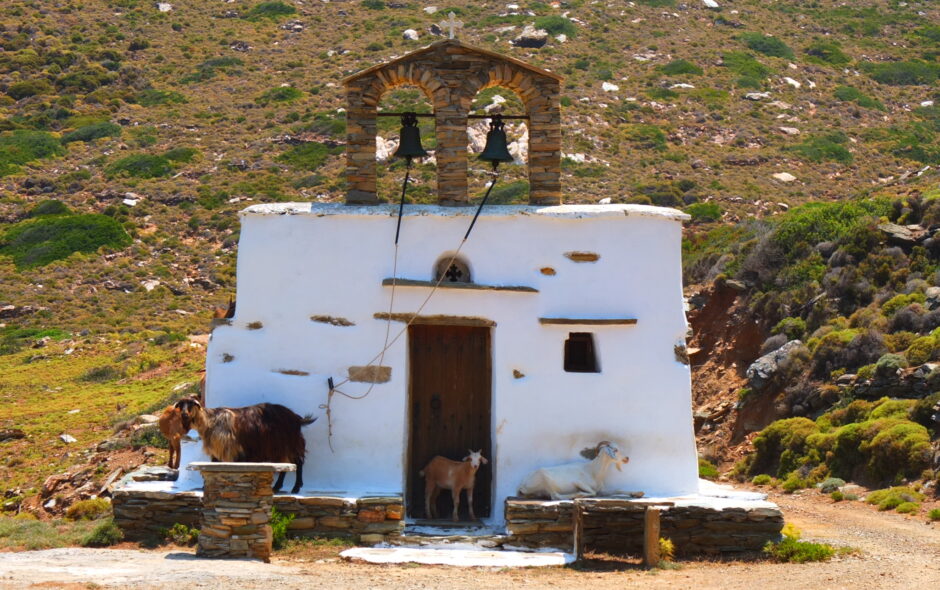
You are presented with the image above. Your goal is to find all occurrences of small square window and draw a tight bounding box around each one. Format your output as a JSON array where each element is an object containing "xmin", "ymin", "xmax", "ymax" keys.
[{"xmin": 564, "ymin": 332, "xmax": 599, "ymax": 373}]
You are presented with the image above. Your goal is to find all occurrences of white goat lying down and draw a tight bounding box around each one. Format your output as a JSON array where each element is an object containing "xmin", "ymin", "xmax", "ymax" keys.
[
  {"xmin": 420, "ymin": 450, "xmax": 488, "ymax": 521},
  {"xmin": 518, "ymin": 441, "xmax": 629, "ymax": 500}
]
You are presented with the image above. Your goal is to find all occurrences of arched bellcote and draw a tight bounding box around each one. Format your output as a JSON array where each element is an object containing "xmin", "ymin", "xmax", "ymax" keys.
[{"xmin": 342, "ymin": 39, "xmax": 562, "ymax": 206}]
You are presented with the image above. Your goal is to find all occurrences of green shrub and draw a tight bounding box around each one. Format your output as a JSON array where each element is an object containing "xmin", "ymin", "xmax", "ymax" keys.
[
  {"xmin": 80, "ymin": 364, "xmax": 126, "ymax": 382},
  {"xmin": 910, "ymin": 392, "xmax": 940, "ymax": 429},
  {"xmin": 685, "ymin": 202, "xmax": 721, "ymax": 222},
  {"xmin": 81, "ymin": 518, "xmax": 123, "ymax": 547},
  {"xmin": 136, "ymin": 89, "xmax": 187, "ymax": 106},
  {"xmin": 361, "ymin": 0, "xmax": 385, "ymax": 8},
  {"xmin": 764, "ymin": 536, "xmax": 835, "ymax": 563},
  {"xmin": 161, "ymin": 522, "xmax": 199, "ymax": 546},
  {"xmin": 623, "ymin": 124, "xmax": 667, "ymax": 151},
  {"xmin": 771, "ymin": 200, "xmax": 891, "ymax": 260},
  {"xmin": 245, "ymin": 1, "xmax": 297, "ymax": 21},
  {"xmin": 256, "ymin": 86, "xmax": 303, "ymax": 105},
  {"xmin": 6, "ymin": 78, "xmax": 53, "ymax": 100},
  {"xmin": 163, "ymin": 147, "xmax": 199, "ymax": 163},
  {"xmin": 270, "ymin": 507, "xmax": 294, "ymax": 550},
  {"xmin": 863, "ymin": 60, "xmax": 940, "ymax": 86},
  {"xmin": 751, "ymin": 474, "xmax": 772, "ymax": 486},
  {"xmin": 107, "ymin": 154, "xmax": 172, "ymax": 178},
  {"xmin": 928, "ymin": 508, "xmax": 940, "ymax": 521},
  {"xmin": 862, "ymin": 419, "xmax": 931, "ymax": 481},
  {"xmin": 739, "ymin": 32, "xmax": 794, "ymax": 59},
  {"xmin": 0, "ymin": 130, "xmax": 64, "ymax": 176},
  {"xmin": 773, "ymin": 317, "xmax": 807, "ymax": 340},
  {"xmin": 182, "ymin": 57, "xmax": 244, "ymax": 84},
  {"xmin": 819, "ymin": 477, "xmax": 845, "ymax": 494},
  {"xmin": 0, "ymin": 214, "xmax": 131, "ymax": 268},
  {"xmin": 659, "ymin": 59, "xmax": 703, "ymax": 76},
  {"xmin": 131, "ymin": 427, "xmax": 168, "ymax": 449},
  {"xmin": 895, "ymin": 502, "xmax": 919, "ymax": 514},
  {"xmin": 276, "ymin": 142, "xmax": 341, "ymax": 171},
  {"xmin": 722, "ymin": 51, "xmax": 773, "ymax": 79},
  {"xmin": 785, "ymin": 132, "xmax": 853, "ymax": 164},
  {"xmin": 781, "ymin": 473, "xmax": 808, "ymax": 493},
  {"xmin": 698, "ymin": 457, "xmax": 719, "ymax": 479},
  {"xmin": 866, "ymin": 487, "xmax": 925, "ymax": 511},
  {"xmin": 805, "ymin": 41, "xmax": 851, "ymax": 65},
  {"xmin": 55, "ymin": 67, "xmax": 115, "ymax": 92},
  {"xmin": 29, "ymin": 200, "xmax": 70, "ymax": 217},
  {"xmin": 834, "ymin": 86, "xmax": 885, "ymax": 111},
  {"xmin": 830, "ymin": 491, "xmax": 844, "ymax": 502},
  {"xmin": 66, "ymin": 498, "xmax": 111, "ymax": 520},
  {"xmin": 747, "ymin": 417, "xmax": 818, "ymax": 478},
  {"xmin": 62, "ymin": 122, "xmax": 121, "ymax": 144},
  {"xmin": 534, "ymin": 16, "xmax": 576, "ymax": 38},
  {"xmin": 882, "ymin": 293, "xmax": 926, "ymax": 316},
  {"xmin": 484, "ymin": 180, "xmax": 529, "ymax": 204}
]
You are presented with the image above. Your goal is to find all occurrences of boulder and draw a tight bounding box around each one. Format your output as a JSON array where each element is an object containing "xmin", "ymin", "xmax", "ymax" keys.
[
  {"xmin": 0, "ymin": 428, "xmax": 25, "ymax": 441},
  {"xmin": 402, "ymin": 29, "xmax": 419, "ymax": 41},
  {"xmin": 772, "ymin": 172, "xmax": 797, "ymax": 183},
  {"xmin": 745, "ymin": 340, "xmax": 803, "ymax": 390},
  {"xmin": 878, "ymin": 222, "xmax": 924, "ymax": 247},
  {"xmin": 925, "ymin": 286, "xmax": 940, "ymax": 310},
  {"xmin": 512, "ymin": 25, "xmax": 549, "ymax": 48}
]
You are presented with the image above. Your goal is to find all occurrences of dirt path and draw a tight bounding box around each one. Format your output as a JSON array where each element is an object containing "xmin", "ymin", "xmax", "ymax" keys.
[{"xmin": 1, "ymin": 491, "xmax": 937, "ymax": 590}]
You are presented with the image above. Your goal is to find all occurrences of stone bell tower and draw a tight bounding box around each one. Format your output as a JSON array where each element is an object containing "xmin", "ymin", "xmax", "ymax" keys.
[{"xmin": 342, "ymin": 39, "xmax": 562, "ymax": 206}]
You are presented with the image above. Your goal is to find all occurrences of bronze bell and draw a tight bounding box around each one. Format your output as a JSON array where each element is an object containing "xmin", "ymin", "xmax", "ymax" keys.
[
  {"xmin": 479, "ymin": 114, "xmax": 514, "ymax": 166},
  {"xmin": 393, "ymin": 112, "xmax": 428, "ymax": 161}
]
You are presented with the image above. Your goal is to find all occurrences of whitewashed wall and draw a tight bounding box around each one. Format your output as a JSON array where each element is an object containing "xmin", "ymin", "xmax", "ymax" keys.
[{"xmin": 202, "ymin": 203, "xmax": 696, "ymax": 522}]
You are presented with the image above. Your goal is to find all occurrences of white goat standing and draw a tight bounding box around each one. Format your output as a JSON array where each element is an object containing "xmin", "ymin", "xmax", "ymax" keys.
[
  {"xmin": 517, "ymin": 441, "xmax": 629, "ymax": 500},
  {"xmin": 420, "ymin": 449, "xmax": 488, "ymax": 521}
]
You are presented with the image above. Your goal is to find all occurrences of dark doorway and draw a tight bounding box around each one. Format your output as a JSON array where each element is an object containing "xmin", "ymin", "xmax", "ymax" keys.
[{"xmin": 407, "ymin": 324, "xmax": 492, "ymax": 520}]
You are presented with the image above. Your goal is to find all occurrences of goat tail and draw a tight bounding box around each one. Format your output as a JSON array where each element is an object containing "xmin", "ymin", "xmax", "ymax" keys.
[{"xmin": 300, "ymin": 415, "xmax": 317, "ymax": 427}]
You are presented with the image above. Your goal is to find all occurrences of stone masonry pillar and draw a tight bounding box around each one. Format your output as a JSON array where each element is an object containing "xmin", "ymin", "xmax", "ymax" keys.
[{"xmin": 189, "ymin": 462, "xmax": 295, "ymax": 563}]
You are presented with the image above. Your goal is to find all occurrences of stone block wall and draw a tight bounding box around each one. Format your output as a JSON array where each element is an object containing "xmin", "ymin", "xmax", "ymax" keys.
[
  {"xmin": 344, "ymin": 39, "xmax": 562, "ymax": 206},
  {"xmin": 506, "ymin": 497, "xmax": 784, "ymax": 556},
  {"xmin": 112, "ymin": 489, "xmax": 404, "ymax": 545},
  {"xmin": 197, "ymin": 468, "xmax": 276, "ymax": 562}
]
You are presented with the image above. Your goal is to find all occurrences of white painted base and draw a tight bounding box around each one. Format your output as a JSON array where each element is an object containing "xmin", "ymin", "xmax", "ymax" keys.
[{"xmin": 341, "ymin": 547, "xmax": 574, "ymax": 567}]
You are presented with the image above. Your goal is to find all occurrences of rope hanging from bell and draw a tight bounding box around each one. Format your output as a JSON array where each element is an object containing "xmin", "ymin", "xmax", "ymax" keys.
[{"xmin": 393, "ymin": 112, "xmax": 428, "ymax": 245}]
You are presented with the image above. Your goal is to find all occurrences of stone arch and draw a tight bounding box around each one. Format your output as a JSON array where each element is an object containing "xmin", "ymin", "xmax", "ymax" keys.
[{"xmin": 344, "ymin": 39, "xmax": 561, "ymax": 206}]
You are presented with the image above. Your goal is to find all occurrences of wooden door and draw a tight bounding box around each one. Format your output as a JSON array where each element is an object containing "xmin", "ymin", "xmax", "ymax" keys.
[{"xmin": 407, "ymin": 324, "xmax": 492, "ymax": 520}]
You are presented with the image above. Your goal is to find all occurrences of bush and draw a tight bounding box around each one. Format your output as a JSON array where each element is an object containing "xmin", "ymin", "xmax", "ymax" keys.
[
  {"xmin": 161, "ymin": 522, "xmax": 199, "ymax": 546},
  {"xmin": 66, "ymin": 498, "xmax": 111, "ymax": 520},
  {"xmin": 0, "ymin": 130, "xmax": 63, "ymax": 176},
  {"xmin": 163, "ymin": 147, "xmax": 199, "ymax": 163},
  {"xmin": 883, "ymin": 293, "xmax": 926, "ymax": 316},
  {"xmin": 29, "ymin": 200, "xmax": 70, "ymax": 217},
  {"xmin": 658, "ymin": 59, "xmax": 703, "ymax": 76},
  {"xmin": 136, "ymin": 89, "xmax": 187, "ymax": 106},
  {"xmin": 82, "ymin": 518, "xmax": 123, "ymax": 547},
  {"xmin": 830, "ymin": 490, "xmax": 844, "ymax": 502},
  {"xmin": 80, "ymin": 364, "xmax": 126, "ymax": 382},
  {"xmin": 863, "ymin": 60, "xmax": 940, "ymax": 86},
  {"xmin": 781, "ymin": 473, "xmax": 807, "ymax": 493},
  {"xmin": 7, "ymin": 78, "xmax": 53, "ymax": 100},
  {"xmin": 928, "ymin": 508, "xmax": 940, "ymax": 521},
  {"xmin": 751, "ymin": 474, "xmax": 772, "ymax": 486},
  {"xmin": 245, "ymin": 1, "xmax": 297, "ymax": 21},
  {"xmin": 819, "ymin": 477, "xmax": 845, "ymax": 494},
  {"xmin": 773, "ymin": 317, "xmax": 807, "ymax": 340},
  {"xmin": 805, "ymin": 41, "xmax": 850, "ymax": 65},
  {"xmin": 722, "ymin": 51, "xmax": 773, "ymax": 79},
  {"xmin": 534, "ymin": 16, "xmax": 576, "ymax": 38},
  {"xmin": 834, "ymin": 86, "xmax": 885, "ymax": 111},
  {"xmin": 62, "ymin": 122, "xmax": 121, "ymax": 144},
  {"xmin": 698, "ymin": 457, "xmax": 719, "ymax": 479},
  {"xmin": 0, "ymin": 214, "xmax": 131, "ymax": 268},
  {"xmin": 866, "ymin": 487, "xmax": 925, "ymax": 511},
  {"xmin": 485, "ymin": 180, "xmax": 529, "ymax": 204},
  {"xmin": 182, "ymin": 57, "xmax": 244, "ymax": 84},
  {"xmin": 895, "ymin": 502, "xmax": 919, "ymax": 514},
  {"xmin": 764, "ymin": 536, "xmax": 835, "ymax": 563},
  {"xmin": 270, "ymin": 507, "xmax": 294, "ymax": 550},
  {"xmin": 905, "ymin": 336, "xmax": 937, "ymax": 365},
  {"xmin": 747, "ymin": 417, "xmax": 818, "ymax": 478},
  {"xmin": 739, "ymin": 32, "xmax": 794, "ymax": 59},
  {"xmin": 623, "ymin": 124, "xmax": 667, "ymax": 151},
  {"xmin": 276, "ymin": 142, "xmax": 341, "ymax": 171},
  {"xmin": 361, "ymin": 0, "xmax": 385, "ymax": 8},
  {"xmin": 256, "ymin": 86, "xmax": 303, "ymax": 105},
  {"xmin": 107, "ymin": 154, "xmax": 172, "ymax": 178},
  {"xmin": 785, "ymin": 132, "xmax": 853, "ymax": 164},
  {"xmin": 685, "ymin": 202, "xmax": 722, "ymax": 222}
]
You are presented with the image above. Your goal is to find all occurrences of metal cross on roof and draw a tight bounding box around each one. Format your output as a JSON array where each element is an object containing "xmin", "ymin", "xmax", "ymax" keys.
[{"xmin": 439, "ymin": 11, "xmax": 464, "ymax": 39}]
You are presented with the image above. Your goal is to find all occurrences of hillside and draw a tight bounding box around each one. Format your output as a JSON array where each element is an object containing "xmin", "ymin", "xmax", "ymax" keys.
[{"xmin": 1, "ymin": 0, "xmax": 940, "ymax": 514}]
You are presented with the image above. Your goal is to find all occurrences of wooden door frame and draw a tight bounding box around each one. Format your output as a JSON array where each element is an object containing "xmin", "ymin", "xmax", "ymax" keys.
[{"xmin": 404, "ymin": 322, "xmax": 494, "ymax": 521}]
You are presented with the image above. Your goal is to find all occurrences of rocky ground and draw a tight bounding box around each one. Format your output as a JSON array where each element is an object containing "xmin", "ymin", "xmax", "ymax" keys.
[{"xmin": 0, "ymin": 489, "xmax": 937, "ymax": 590}]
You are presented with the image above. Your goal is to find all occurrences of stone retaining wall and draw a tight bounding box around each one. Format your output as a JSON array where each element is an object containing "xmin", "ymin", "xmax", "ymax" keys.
[
  {"xmin": 506, "ymin": 497, "xmax": 783, "ymax": 555},
  {"xmin": 113, "ymin": 489, "xmax": 404, "ymax": 544}
]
